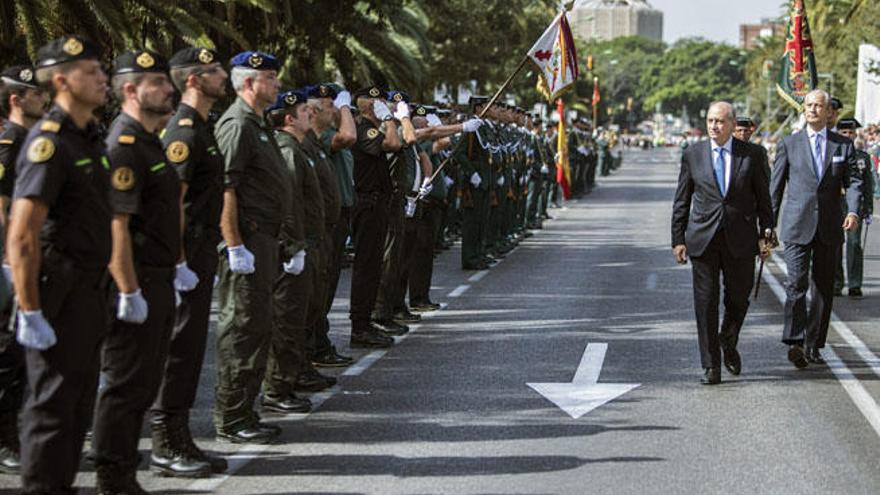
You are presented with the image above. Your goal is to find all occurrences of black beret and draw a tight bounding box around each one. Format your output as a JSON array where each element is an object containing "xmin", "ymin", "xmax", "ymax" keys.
[
  {"xmin": 1, "ymin": 65, "xmax": 38, "ymax": 88},
  {"xmin": 230, "ymin": 51, "xmax": 280, "ymax": 71},
  {"xmin": 36, "ymin": 36, "xmax": 101, "ymax": 69},
  {"xmin": 736, "ymin": 117, "xmax": 755, "ymax": 127},
  {"xmin": 411, "ymin": 104, "xmax": 428, "ymax": 117},
  {"xmin": 307, "ymin": 83, "xmax": 339, "ymax": 99},
  {"xmin": 169, "ymin": 47, "xmax": 219, "ymax": 69},
  {"xmin": 353, "ymin": 84, "xmax": 386, "ymax": 102},
  {"xmin": 830, "ymin": 97, "xmax": 843, "ymax": 110},
  {"xmin": 113, "ymin": 49, "xmax": 169, "ymax": 75}
]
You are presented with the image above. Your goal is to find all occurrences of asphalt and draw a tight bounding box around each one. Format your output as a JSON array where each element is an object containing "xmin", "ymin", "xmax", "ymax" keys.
[{"xmin": 2, "ymin": 146, "xmax": 879, "ymax": 495}]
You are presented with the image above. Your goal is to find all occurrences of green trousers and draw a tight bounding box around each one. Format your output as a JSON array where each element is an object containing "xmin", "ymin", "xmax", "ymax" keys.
[
  {"xmin": 373, "ymin": 198, "xmax": 406, "ymax": 320},
  {"xmin": 461, "ymin": 188, "xmax": 488, "ymax": 268}
]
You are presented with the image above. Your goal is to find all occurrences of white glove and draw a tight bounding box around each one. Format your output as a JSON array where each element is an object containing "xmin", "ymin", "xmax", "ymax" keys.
[
  {"xmin": 175, "ymin": 291, "xmax": 182, "ymax": 307},
  {"xmin": 333, "ymin": 90, "xmax": 351, "ymax": 109},
  {"xmin": 462, "ymin": 118, "xmax": 484, "ymax": 133},
  {"xmin": 393, "ymin": 101, "xmax": 410, "ymax": 121},
  {"xmin": 117, "ymin": 289, "xmax": 149, "ymax": 324},
  {"xmin": 283, "ymin": 249, "xmax": 306, "ymax": 276},
  {"xmin": 541, "ymin": 164, "xmax": 550, "ymax": 174},
  {"xmin": 443, "ymin": 176, "xmax": 454, "ymax": 188},
  {"xmin": 228, "ymin": 245, "xmax": 255, "ymax": 274},
  {"xmin": 426, "ymin": 114, "xmax": 442, "ymax": 127},
  {"xmin": 577, "ymin": 146, "xmax": 588, "ymax": 155},
  {"xmin": 419, "ymin": 177, "xmax": 433, "ymax": 197},
  {"xmin": 497, "ymin": 176, "xmax": 505, "ymax": 187},
  {"xmin": 174, "ymin": 262, "xmax": 199, "ymax": 292},
  {"xmin": 16, "ymin": 310, "xmax": 57, "ymax": 350},
  {"xmin": 373, "ymin": 100, "xmax": 393, "ymax": 121},
  {"xmin": 470, "ymin": 172, "xmax": 482, "ymax": 188}
]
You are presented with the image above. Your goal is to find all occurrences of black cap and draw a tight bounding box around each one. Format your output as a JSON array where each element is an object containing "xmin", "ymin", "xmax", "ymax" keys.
[
  {"xmin": 736, "ymin": 117, "xmax": 755, "ymax": 127},
  {"xmin": 469, "ymin": 95, "xmax": 489, "ymax": 110},
  {"xmin": 830, "ymin": 96, "xmax": 843, "ymax": 110},
  {"xmin": 1, "ymin": 65, "xmax": 38, "ymax": 88},
  {"xmin": 113, "ymin": 49, "xmax": 169, "ymax": 75},
  {"xmin": 353, "ymin": 84, "xmax": 386, "ymax": 102},
  {"xmin": 230, "ymin": 51, "xmax": 280, "ymax": 71},
  {"xmin": 837, "ymin": 118, "xmax": 862, "ymax": 130},
  {"xmin": 35, "ymin": 36, "xmax": 101, "ymax": 69},
  {"xmin": 307, "ymin": 83, "xmax": 340, "ymax": 99},
  {"xmin": 169, "ymin": 47, "xmax": 219, "ymax": 69}
]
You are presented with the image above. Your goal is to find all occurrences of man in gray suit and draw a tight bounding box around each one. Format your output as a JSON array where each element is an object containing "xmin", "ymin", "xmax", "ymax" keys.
[
  {"xmin": 672, "ymin": 102, "xmax": 774, "ymax": 385},
  {"xmin": 770, "ymin": 89, "xmax": 864, "ymax": 368}
]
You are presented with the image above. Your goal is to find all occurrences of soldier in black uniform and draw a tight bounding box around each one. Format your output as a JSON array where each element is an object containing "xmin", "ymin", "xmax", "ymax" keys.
[
  {"xmin": 7, "ymin": 35, "xmax": 111, "ymax": 495},
  {"xmin": 149, "ymin": 46, "xmax": 229, "ymax": 477},
  {"xmin": 0, "ymin": 63, "xmax": 46, "ymax": 474},
  {"xmin": 350, "ymin": 85, "xmax": 402, "ymax": 348},
  {"xmin": 90, "ymin": 50, "xmax": 205, "ymax": 490}
]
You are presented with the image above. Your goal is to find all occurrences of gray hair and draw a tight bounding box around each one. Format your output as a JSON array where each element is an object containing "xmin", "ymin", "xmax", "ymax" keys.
[
  {"xmin": 111, "ymin": 73, "xmax": 145, "ymax": 101},
  {"xmin": 804, "ymin": 89, "xmax": 830, "ymax": 105},
  {"xmin": 230, "ymin": 67, "xmax": 259, "ymax": 92},
  {"xmin": 707, "ymin": 101, "xmax": 736, "ymax": 122}
]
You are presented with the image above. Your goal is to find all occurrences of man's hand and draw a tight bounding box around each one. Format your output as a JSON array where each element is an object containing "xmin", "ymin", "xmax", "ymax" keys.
[
  {"xmin": 174, "ymin": 261, "xmax": 199, "ymax": 292},
  {"xmin": 333, "ymin": 90, "xmax": 351, "ymax": 109},
  {"xmin": 373, "ymin": 100, "xmax": 393, "ymax": 121},
  {"xmin": 462, "ymin": 118, "xmax": 483, "ymax": 133},
  {"xmin": 16, "ymin": 310, "xmax": 57, "ymax": 350},
  {"xmin": 117, "ymin": 289, "xmax": 149, "ymax": 324},
  {"xmin": 843, "ymin": 213, "xmax": 860, "ymax": 231},
  {"xmin": 393, "ymin": 101, "xmax": 410, "ymax": 121},
  {"xmin": 673, "ymin": 244, "xmax": 688, "ymax": 264},
  {"xmin": 228, "ymin": 244, "xmax": 256, "ymax": 274}
]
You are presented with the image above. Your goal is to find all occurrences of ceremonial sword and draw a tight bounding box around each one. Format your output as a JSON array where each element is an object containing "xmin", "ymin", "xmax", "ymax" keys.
[{"xmin": 753, "ymin": 228, "xmax": 773, "ymax": 300}]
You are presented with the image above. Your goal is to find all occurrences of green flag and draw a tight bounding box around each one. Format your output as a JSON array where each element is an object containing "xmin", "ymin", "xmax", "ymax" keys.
[{"xmin": 776, "ymin": 0, "xmax": 819, "ymax": 111}]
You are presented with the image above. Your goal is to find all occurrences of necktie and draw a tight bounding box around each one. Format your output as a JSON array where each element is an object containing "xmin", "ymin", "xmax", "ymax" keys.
[
  {"xmin": 714, "ymin": 147, "xmax": 726, "ymax": 196},
  {"xmin": 814, "ymin": 134, "xmax": 823, "ymax": 179}
]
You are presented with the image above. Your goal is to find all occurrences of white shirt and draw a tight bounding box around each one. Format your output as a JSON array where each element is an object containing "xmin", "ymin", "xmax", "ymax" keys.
[
  {"xmin": 807, "ymin": 127, "xmax": 827, "ymax": 174},
  {"xmin": 711, "ymin": 137, "xmax": 733, "ymax": 194}
]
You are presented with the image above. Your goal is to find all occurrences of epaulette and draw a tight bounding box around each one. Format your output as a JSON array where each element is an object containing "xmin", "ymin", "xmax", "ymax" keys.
[
  {"xmin": 178, "ymin": 118, "xmax": 193, "ymax": 127},
  {"xmin": 40, "ymin": 121, "xmax": 61, "ymax": 133},
  {"xmin": 118, "ymin": 135, "xmax": 136, "ymax": 145}
]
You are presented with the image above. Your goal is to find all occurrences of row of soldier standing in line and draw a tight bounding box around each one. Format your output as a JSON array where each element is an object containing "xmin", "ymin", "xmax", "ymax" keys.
[{"xmin": 0, "ymin": 35, "xmax": 602, "ymax": 494}]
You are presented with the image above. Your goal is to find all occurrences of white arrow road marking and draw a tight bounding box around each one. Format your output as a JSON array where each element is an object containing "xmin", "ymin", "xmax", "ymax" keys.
[{"xmin": 528, "ymin": 343, "xmax": 640, "ymax": 419}]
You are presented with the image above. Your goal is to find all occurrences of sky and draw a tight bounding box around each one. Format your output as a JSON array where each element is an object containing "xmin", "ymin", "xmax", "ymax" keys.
[{"xmin": 648, "ymin": 0, "xmax": 786, "ymax": 45}]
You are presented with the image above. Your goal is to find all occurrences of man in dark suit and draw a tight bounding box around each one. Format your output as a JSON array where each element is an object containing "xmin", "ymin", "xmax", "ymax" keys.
[
  {"xmin": 672, "ymin": 101, "xmax": 774, "ymax": 385},
  {"xmin": 770, "ymin": 89, "xmax": 863, "ymax": 368}
]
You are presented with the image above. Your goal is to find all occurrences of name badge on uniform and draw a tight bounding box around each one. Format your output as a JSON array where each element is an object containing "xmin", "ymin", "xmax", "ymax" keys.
[
  {"xmin": 832, "ymin": 156, "xmax": 844, "ymax": 163},
  {"xmin": 259, "ymin": 133, "xmax": 269, "ymax": 143}
]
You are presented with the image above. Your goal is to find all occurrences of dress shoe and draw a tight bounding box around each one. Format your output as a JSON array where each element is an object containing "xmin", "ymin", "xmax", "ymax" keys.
[
  {"xmin": 410, "ymin": 300, "xmax": 441, "ymax": 313},
  {"xmin": 261, "ymin": 394, "xmax": 312, "ymax": 413},
  {"xmin": 216, "ymin": 423, "xmax": 279, "ymax": 444},
  {"xmin": 150, "ymin": 418, "xmax": 212, "ymax": 478},
  {"xmin": 722, "ymin": 347, "xmax": 742, "ymax": 376},
  {"xmin": 371, "ymin": 319, "xmax": 409, "ymax": 336},
  {"xmin": 293, "ymin": 368, "xmax": 337, "ymax": 392},
  {"xmin": 848, "ymin": 287, "xmax": 863, "ymax": 298},
  {"xmin": 313, "ymin": 347, "xmax": 354, "ymax": 368},
  {"xmin": 0, "ymin": 443, "xmax": 19, "ymax": 474},
  {"xmin": 393, "ymin": 310, "xmax": 421, "ymax": 324},
  {"xmin": 701, "ymin": 367, "xmax": 721, "ymax": 385},
  {"xmin": 787, "ymin": 344, "xmax": 809, "ymax": 369},
  {"xmin": 805, "ymin": 346, "xmax": 826, "ymax": 365},
  {"xmin": 351, "ymin": 329, "xmax": 393, "ymax": 348}
]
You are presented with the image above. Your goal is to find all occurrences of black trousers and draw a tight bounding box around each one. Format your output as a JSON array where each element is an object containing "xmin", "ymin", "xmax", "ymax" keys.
[
  {"xmin": 20, "ymin": 269, "xmax": 108, "ymax": 493},
  {"xmin": 316, "ymin": 206, "xmax": 351, "ymax": 352},
  {"xmin": 93, "ymin": 267, "xmax": 175, "ymax": 469},
  {"xmin": 782, "ymin": 237, "xmax": 838, "ymax": 348},
  {"xmin": 690, "ymin": 230, "xmax": 755, "ymax": 369},
  {"xmin": 0, "ymin": 332, "xmax": 23, "ymax": 424},
  {"xmin": 350, "ymin": 193, "xmax": 389, "ymax": 329},
  {"xmin": 409, "ymin": 200, "xmax": 442, "ymax": 303},
  {"xmin": 152, "ymin": 238, "xmax": 218, "ymax": 419}
]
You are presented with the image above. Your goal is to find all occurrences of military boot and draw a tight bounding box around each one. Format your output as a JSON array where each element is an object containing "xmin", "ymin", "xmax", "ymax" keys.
[
  {"xmin": 173, "ymin": 414, "xmax": 228, "ymax": 474},
  {"xmin": 149, "ymin": 416, "xmax": 212, "ymax": 478},
  {"xmin": 96, "ymin": 463, "xmax": 148, "ymax": 495},
  {"xmin": 0, "ymin": 417, "xmax": 20, "ymax": 474}
]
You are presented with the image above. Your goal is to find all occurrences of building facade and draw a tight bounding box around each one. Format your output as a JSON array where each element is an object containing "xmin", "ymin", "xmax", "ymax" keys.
[{"xmin": 570, "ymin": 0, "xmax": 663, "ymax": 42}]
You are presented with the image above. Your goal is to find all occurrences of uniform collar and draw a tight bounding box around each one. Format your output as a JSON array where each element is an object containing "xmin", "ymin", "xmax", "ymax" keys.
[{"xmin": 232, "ymin": 96, "xmax": 265, "ymax": 126}]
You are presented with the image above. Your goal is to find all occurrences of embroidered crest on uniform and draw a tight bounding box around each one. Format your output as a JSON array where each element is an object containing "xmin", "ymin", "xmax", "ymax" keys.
[
  {"xmin": 368, "ymin": 88, "xmax": 381, "ymax": 98},
  {"xmin": 40, "ymin": 121, "xmax": 61, "ymax": 133},
  {"xmin": 27, "ymin": 137, "xmax": 55, "ymax": 163},
  {"xmin": 166, "ymin": 141, "xmax": 190, "ymax": 163},
  {"xmin": 117, "ymin": 135, "xmax": 136, "ymax": 145},
  {"xmin": 178, "ymin": 118, "xmax": 193, "ymax": 127},
  {"xmin": 111, "ymin": 166, "xmax": 136, "ymax": 191},
  {"xmin": 248, "ymin": 54, "xmax": 263, "ymax": 68},
  {"xmin": 63, "ymin": 38, "xmax": 83, "ymax": 56},
  {"xmin": 367, "ymin": 128, "xmax": 379, "ymax": 139},
  {"xmin": 19, "ymin": 69, "xmax": 32, "ymax": 83},
  {"xmin": 136, "ymin": 52, "xmax": 155, "ymax": 69},
  {"xmin": 284, "ymin": 93, "xmax": 297, "ymax": 105},
  {"xmin": 198, "ymin": 49, "xmax": 213, "ymax": 64},
  {"xmin": 416, "ymin": 107, "xmax": 426, "ymax": 116}
]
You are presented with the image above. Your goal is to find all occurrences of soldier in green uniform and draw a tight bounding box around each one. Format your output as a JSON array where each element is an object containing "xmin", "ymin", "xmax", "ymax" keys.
[
  {"xmin": 92, "ymin": 49, "xmax": 207, "ymax": 488},
  {"xmin": 458, "ymin": 96, "xmax": 492, "ymax": 270},
  {"xmin": 834, "ymin": 118, "xmax": 874, "ymax": 298},
  {"xmin": 0, "ymin": 63, "xmax": 46, "ymax": 475},
  {"xmin": 213, "ymin": 51, "xmax": 290, "ymax": 444},
  {"xmin": 262, "ymin": 88, "xmax": 323, "ymax": 414},
  {"xmin": 150, "ymin": 46, "xmax": 229, "ymax": 477},
  {"xmin": 10, "ymin": 35, "xmax": 112, "ymax": 494}
]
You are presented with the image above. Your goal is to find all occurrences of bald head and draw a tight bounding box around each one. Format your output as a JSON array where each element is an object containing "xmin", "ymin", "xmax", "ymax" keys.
[{"xmin": 706, "ymin": 101, "xmax": 735, "ymax": 144}]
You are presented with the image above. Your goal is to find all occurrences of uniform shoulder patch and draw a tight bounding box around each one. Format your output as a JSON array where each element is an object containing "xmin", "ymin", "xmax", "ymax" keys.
[
  {"xmin": 40, "ymin": 121, "xmax": 61, "ymax": 133},
  {"xmin": 111, "ymin": 166, "xmax": 136, "ymax": 191},
  {"xmin": 178, "ymin": 118, "xmax": 193, "ymax": 127},
  {"xmin": 118, "ymin": 135, "xmax": 136, "ymax": 145},
  {"xmin": 0, "ymin": 162, "xmax": 5, "ymax": 180},
  {"xmin": 366, "ymin": 128, "xmax": 380, "ymax": 139},
  {"xmin": 166, "ymin": 141, "xmax": 190, "ymax": 164},
  {"xmin": 27, "ymin": 137, "xmax": 55, "ymax": 163},
  {"xmin": 0, "ymin": 139, "xmax": 13, "ymax": 145}
]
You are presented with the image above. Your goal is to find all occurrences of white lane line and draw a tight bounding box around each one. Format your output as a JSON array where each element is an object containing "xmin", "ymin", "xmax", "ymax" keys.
[
  {"xmin": 769, "ymin": 252, "xmax": 880, "ymax": 379},
  {"xmin": 447, "ymin": 284, "xmax": 471, "ymax": 298},
  {"xmin": 762, "ymin": 259, "xmax": 880, "ymax": 438},
  {"xmin": 342, "ymin": 350, "xmax": 388, "ymax": 376},
  {"xmin": 468, "ymin": 270, "xmax": 489, "ymax": 283}
]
